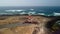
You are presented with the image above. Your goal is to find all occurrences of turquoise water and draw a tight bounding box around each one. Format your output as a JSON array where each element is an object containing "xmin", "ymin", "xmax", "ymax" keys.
[{"xmin": 0, "ymin": 6, "xmax": 60, "ymax": 16}]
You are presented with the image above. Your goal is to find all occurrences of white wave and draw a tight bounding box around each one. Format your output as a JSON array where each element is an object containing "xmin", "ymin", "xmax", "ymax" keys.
[
  {"xmin": 47, "ymin": 15, "xmax": 51, "ymax": 16},
  {"xmin": 30, "ymin": 9, "xmax": 34, "ymax": 10},
  {"xmin": 19, "ymin": 12, "xmax": 27, "ymax": 14},
  {"xmin": 37, "ymin": 13, "xmax": 45, "ymax": 15},
  {"xmin": 53, "ymin": 12, "xmax": 60, "ymax": 16},
  {"xmin": 5, "ymin": 10, "xmax": 25, "ymax": 12},
  {"xmin": 5, "ymin": 10, "xmax": 16, "ymax": 12},
  {"xmin": 16, "ymin": 10, "xmax": 25, "ymax": 12},
  {"xmin": 28, "ymin": 12, "xmax": 36, "ymax": 15}
]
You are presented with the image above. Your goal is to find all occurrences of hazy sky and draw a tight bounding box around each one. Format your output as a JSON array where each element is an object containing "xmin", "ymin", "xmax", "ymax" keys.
[{"xmin": 0, "ymin": 0, "xmax": 60, "ymax": 6}]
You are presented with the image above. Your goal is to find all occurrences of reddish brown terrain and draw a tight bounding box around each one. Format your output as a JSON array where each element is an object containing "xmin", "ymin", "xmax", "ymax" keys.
[{"xmin": 0, "ymin": 15, "xmax": 52, "ymax": 34}]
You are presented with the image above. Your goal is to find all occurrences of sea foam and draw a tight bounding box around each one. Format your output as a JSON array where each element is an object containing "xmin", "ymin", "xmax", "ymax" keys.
[
  {"xmin": 5, "ymin": 10, "xmax": 25, "ymax": 12},
  {"xmin": 53, "ymin": 12, "xmax": 60, "ymax": 16}
]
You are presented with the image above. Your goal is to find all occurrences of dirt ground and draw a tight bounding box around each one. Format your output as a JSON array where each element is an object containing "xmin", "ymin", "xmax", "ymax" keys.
[
  {"xmin": 0, "ymin": 15, "xmax": 51, "ymax": 34},
  {"xmin": 0, "ymin": 15, "xmax": 51, "ymax": 25}
]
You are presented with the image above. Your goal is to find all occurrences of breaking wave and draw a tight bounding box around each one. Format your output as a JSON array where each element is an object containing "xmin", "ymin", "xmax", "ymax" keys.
[
  {"xmin": 5, "ymin": 10, "xmax": 25, "ymax": 12},
  {"xmin": 0, "ymin": 6, "xmax": 59, "ymax": 16},
  {"xmin": 30, "ymin": 9, "xmax": 34, "ymax": 10},
  {"xmin": 53, "ymin": 12, "xmax": 60, "ymax": 16}
]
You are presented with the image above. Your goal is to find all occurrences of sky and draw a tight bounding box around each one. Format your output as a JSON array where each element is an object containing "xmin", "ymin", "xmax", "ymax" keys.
[{"xmin": 0, "ymin": 0, "xmax": 60, "ymax": 6}]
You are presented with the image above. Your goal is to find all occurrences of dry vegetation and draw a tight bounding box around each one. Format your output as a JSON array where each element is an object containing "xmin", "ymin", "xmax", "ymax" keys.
[
  {"xmin": 0, "ymin": 15, "xmax": 52, "ymax": 34},
  {"xmin": 0, "ymin": 24, "xmax": 36, "ymax": 34},
  {"xmin": 0, "ymin": 16, "xmax": 51, "ymax": 25},
  {"xmin": 0, "ymin": 16, "xmax": 26, "ymax": 25}
]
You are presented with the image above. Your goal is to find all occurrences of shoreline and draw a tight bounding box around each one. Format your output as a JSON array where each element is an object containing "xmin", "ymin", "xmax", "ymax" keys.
[{"xmin": 0, "ymin": 14, "xmax": 60, "ymax": 25}]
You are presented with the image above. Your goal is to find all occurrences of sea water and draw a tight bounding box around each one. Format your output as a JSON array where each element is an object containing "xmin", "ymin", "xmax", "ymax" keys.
[{"xmin": 0, "ymin": 6, "xmax": 60, "ymax": 16}]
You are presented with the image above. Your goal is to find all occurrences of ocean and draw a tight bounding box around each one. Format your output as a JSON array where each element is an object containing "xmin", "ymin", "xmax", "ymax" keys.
[{"xmin": 0, "ymin": 6, "xmax": 60, "ymax": 16}]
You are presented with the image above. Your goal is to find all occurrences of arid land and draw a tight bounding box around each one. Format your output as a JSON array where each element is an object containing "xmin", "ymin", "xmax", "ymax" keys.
[
  {"xmin": 0, "ymin": 15, "xmax": 51, "ymax": 25},
  {"xmin": 0, "ymin": 15, "xmax": 59, "ymax": 34}
]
